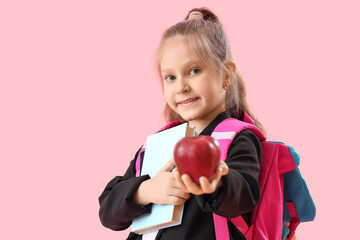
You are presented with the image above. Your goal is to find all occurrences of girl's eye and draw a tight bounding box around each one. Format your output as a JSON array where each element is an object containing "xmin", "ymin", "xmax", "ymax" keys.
[
  {"xmin": 164, "ymin": 75, "xmax": 176, "ymax": 82},
  {"xmin": 190, "ymin": 68, "xmax": 201, "ymax": 75}
]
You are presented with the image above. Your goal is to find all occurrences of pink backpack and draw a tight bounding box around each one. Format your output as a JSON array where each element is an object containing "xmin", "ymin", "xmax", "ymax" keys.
[{"xmin": 135, "ymin": 114, "xmax": 316, "ymax": 239}]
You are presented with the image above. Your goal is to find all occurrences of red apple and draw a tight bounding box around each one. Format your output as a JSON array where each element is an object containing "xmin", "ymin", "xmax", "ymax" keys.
[{"xmin": 173, "ymin": 135, "xmax": 221, "ymax": 183}]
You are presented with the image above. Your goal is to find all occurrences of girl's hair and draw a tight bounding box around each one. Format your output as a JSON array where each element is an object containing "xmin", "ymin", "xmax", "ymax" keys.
[{"xmin": 155, "ymin": 7, "xmax": 264, "ymax": 133}]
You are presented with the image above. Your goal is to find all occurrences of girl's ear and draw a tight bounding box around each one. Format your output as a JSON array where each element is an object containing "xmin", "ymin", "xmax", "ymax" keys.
[{"xmin": 223, "ymin": 61, "xmax": 236, "ymax": 88}]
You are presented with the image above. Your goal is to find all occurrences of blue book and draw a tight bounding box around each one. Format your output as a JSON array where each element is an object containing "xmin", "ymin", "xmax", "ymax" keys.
[{"xmin": 131, "ymin": 123, "xmax": 195, "ymax": 234}]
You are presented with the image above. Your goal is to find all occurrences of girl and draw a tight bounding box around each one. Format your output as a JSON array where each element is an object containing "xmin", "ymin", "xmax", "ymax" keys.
[{"xmin": 99, "ymin": 7, "xmax": 264, "ymax": 240}]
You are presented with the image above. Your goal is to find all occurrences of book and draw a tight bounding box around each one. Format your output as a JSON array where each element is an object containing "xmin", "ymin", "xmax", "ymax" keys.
[{"xmin": 131, "ymin": 123, "xmax": 195, "ymax": 234}]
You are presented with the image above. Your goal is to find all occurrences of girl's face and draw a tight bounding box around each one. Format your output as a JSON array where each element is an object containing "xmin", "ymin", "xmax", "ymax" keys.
[{"xmin": 160, "ymin": 36, "xmax": 227, "ymax": 131}]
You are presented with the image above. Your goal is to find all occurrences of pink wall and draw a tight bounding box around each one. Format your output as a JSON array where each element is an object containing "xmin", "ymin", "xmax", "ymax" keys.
[{"xmin": 1, "ymin": 0, "xmax": 359, "ymax": 239}]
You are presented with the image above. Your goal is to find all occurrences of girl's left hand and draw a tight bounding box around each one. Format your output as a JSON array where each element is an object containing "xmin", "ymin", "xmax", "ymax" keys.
[{"xmin": 172, "ymin": 161, "xmax": 229, "ymax": 195}]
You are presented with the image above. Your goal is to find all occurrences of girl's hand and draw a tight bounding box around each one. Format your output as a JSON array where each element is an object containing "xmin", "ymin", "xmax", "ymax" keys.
[
  {"xmin": 134, "ymin": 159, "xmax": 190, "ymax": 206},
  {"xmin": 173, "ymin": 161, "xmax": 229, "ymax": 195}
]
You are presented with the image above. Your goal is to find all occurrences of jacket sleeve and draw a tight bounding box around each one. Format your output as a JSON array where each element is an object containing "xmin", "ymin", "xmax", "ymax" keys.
[
  {"xmin": 98, "ymin": 148, "xmax": 152, "ymax": 231},
  {"xmin": 195, "ymin": 129, "xmax": 262, "ymax": 218}
]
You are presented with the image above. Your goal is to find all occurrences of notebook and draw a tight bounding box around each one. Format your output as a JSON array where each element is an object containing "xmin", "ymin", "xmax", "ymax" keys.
[{"xmin": 131, "ymin": 123, "xmax": 195, "ymax": 234}]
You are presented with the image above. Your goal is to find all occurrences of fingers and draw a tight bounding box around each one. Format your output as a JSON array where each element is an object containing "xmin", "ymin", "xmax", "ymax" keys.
[
  {"xmin": 181, "ymin": 174, "xmax": 204, "ymax": 195},
  {"xmin": 150, "ymin": 171, "xmax": 191, "ymax": 205},
  {"xmin": 160, "ymin": 159, "xmax": 176, "ymax": 172},
  {"xmin": 173, "ymin": 169, "xmax": 189, "ymax": 193},
  {"xmin": 199, "ymin": 176, "xmax": 217, "ymax": 194},
  {"xmin": 217, "ymin": 161, "xmax": 229, "ymax": 176},
  {"xmin": 174, "ymin": 170, "xmax": 206, "ymax": 195},
  {"xmin": 165, "ymin": 176, "xmax": 190, "ymax": 205},
  {"xmin": 172, "ymin": 162, "xmax": 229, "ymax": 196},
  {"xmin": 203, "ymin": 161, "xmax": 228, "ymax": 192},
  {"xmin": 169, "ymin": 188, "xmax": 190, "ymax": 201},
  {"xmin": 167, "ymin": 196, "xmax": 187, "ymax": 205},
  {"xmin": 162, "ymin": 185, "xmax": 190, "ymax": 205},
  {"xmin": 155, "ymin": 187, "xmax": 189, "ymax": 205}
]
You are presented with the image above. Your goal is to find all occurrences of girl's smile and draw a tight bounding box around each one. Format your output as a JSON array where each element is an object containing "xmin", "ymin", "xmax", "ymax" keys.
[{"xmin": 177, "ymin": 97, "xmax": 200, "ymax": 107}]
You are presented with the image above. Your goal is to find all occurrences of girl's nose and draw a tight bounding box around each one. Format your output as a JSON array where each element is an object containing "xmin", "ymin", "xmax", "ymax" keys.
[{"xmin": 176, "ymin": 77, "xmax": 190, "ymax": 94}]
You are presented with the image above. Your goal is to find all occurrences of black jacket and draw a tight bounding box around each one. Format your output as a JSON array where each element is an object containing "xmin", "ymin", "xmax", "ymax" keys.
[{"xmin": 99, "ymin": 112, "xmax": 262, "ymax": 240}]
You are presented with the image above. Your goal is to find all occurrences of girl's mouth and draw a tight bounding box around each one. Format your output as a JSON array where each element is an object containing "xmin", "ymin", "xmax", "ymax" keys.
[{"xmin": 178, "ymin": 97, "xmax": 199, "ymax": 106}]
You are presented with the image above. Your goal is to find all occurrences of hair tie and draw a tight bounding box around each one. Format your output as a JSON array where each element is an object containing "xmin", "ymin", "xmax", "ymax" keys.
[{"xmin": 188, "ymin": 11, "xmax": 203, "ymax": 20}]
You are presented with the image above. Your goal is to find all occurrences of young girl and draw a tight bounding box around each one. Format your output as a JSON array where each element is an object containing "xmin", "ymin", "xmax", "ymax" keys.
[{"xmin": 99, "ymin": 7, "xmax": 264, "ymax": 240}]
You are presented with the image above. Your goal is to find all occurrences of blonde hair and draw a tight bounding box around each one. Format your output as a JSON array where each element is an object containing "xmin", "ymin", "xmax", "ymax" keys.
[{"xmin": 155, "ymin": 7, "xmax": 264, "ymax": 133}]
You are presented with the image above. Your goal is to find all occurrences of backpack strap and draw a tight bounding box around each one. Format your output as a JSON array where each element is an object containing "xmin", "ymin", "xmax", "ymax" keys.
[
  {"xmin": 285, "ymin": 202, "xmax": 300, "ymax": 240},
  {"xmin": 282, "ymin": 145, "xmax": 316, "ymax": 239},
  {"xmin": 212, "ymin": 117, "xmax": 265, "ymax": 161},
  {"xmin": 211, "ymin": 116, "xmax": 265, "ymax": 240},
  {"xmin": 135, "ymin": 120, "xmax": 186, "ymax": 177},
  {"xmin": 135, "ymin": 145, "xmax": 146, "ymax": 177}
]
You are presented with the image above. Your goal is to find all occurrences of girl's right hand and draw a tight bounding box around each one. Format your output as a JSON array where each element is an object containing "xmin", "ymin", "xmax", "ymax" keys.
[{"xmin": 133, "ymin": 159, "xmax": 190, "ymax": 206}]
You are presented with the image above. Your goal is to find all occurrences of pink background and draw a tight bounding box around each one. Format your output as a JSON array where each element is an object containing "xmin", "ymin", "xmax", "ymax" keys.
[{"xmin": 1, "ymin": 0, "xmax": 359, "ymax": 239}]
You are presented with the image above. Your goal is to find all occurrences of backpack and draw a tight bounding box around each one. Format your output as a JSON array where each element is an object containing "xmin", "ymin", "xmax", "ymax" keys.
[
  {"xmin": 135, "ymin": 114, "xmax": 316, "ymax": 239},
  {"xmin": 211, "ymin": 113, "xmax": 316, "ymax": 239}
]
